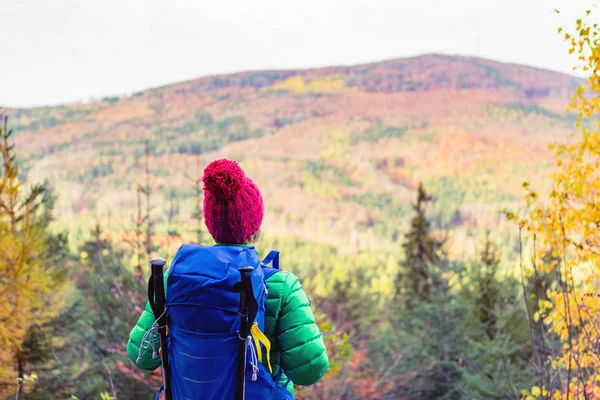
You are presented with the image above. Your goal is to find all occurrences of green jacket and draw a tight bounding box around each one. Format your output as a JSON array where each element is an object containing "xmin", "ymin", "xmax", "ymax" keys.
[{"xmin": 126, "ymin": 246, "xmax": 329, "ymax": 395}]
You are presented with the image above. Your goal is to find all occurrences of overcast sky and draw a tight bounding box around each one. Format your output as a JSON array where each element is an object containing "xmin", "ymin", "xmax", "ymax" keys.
[{"xmin": 0, "ymin": 0, "xmax": 594, "ymax": 107}]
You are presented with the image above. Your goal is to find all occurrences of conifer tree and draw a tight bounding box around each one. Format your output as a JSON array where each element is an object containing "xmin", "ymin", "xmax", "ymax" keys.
[
  {"xmin": 70, "ymin": 224, "xmax": 158, "ymax": 399},
  {"xmin": 473, "ymin": 231, "xmax": 501, "ymax": 339},
  {"xmin": 396, "ymin": 183, "xmax": 444, "ymax": 304},
  {"xmin": 0, "ymin": 115, "xmax": 67, "ymax": 396}
]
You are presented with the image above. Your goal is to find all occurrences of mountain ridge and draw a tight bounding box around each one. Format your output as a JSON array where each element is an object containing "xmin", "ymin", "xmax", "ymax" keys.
[
  {"xmin": 5, "ymin": 53, "xmax": 583, "ymax": 110},
  {"xmin": 147, "ymin": 53, "xmax": 582, "ymax": 95}
]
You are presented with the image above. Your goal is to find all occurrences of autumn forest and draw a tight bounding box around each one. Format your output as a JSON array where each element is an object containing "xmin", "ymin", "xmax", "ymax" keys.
[{"xmin": 2, "ymin": 9, "xmax": 600, "ymax": 400}]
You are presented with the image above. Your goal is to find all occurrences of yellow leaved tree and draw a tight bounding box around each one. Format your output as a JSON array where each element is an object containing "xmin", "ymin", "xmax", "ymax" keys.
[
  {"xmin": 516, "ymin": 9, "xmax": 600, "ymax": 400},
  {"xmin": 0, "ymin": 115, "xmax": 67, "ymax": 397}
]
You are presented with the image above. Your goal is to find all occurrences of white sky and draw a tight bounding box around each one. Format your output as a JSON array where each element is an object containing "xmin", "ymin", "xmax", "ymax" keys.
[{"xmin": 0, "ymin": 0, "xmax": 595, "ymax": 107}]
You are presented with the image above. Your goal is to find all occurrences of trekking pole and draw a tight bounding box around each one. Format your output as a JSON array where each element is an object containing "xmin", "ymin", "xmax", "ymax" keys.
[
  {"xmin": 149, "ymin": 257, "xmax": 172, "ymax": 400},
  {"xmin": 237, "ymin": 266, "xmax": 254, "ymax": 400}
]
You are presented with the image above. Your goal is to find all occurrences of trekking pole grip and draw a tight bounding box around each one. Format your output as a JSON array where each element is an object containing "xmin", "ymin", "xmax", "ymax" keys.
[
  {"xmin": 150, "ymin": 257, "xmax": 167, "ymax": 316},
  {"xmin": 238, "ymin": 266, "xmax": 254, "ymax": 336},
  {"xmin": 239, "ymin": 266, "xmax": 254, "ymax": 273},
  {"xmin": 150, "ymin": 257, "xmax": 167, "ymax": 275},
  {"xmin": 239, "ymin": 266, "xmax": 254, "ymax": 280}
]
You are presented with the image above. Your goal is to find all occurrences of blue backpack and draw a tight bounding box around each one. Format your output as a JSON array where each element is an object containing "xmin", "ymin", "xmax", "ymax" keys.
[{"xmin": 155, "ymin": 244, "xmax": 292, "ymax": 400}]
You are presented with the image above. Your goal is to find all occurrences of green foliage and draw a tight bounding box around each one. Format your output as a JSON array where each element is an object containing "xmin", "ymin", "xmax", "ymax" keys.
[
  {"xmin": 11, "ymin": 106, "xmax": 92, "ymax": 132},
  {"xmin": 419, "ymin": 132, "xmax": 436, "ymax": 142},
  {"xmin": 374, "ymin": 258, "xmax": 468, "ymax": 399},
  {"xmin": 0, "ymin": 116, "xmax": 69, "ymax": 396},
  {"xmin": 363, "ymin": 186, "xmax": 539, "ymax": 399},
  {"xmin": 472, "ymin": 232, "xmax": 502, "ymax": 338},
  {"xmin": 429, "ymin": 174, "xmax": 517, "ymax": 204},
  {"xmin": 16, "ymin": 302, "xmax": 86, "ymax": 399},
  {"xmin": 256, "ymin": 233, "xmax": 393, "ymax": 329},
  {"xmin": 20, "ymin": 223, "xmax": 159, "ymax": 399},
  {"xmin": 102, "ymin": 96, "xmax": 120, "ymax": 104},
  {"xmin": 175, "ymin": 112, "xmax": 266, "ymax": 155},
  {"xmin": 86, "ymin": 161, "xmax": 114, "ymax": 182},
  {"xmin": 304, "ymin": 159, "xmax": 358, "ymax": 187},
  {"xmin": 396, "ymin": 183, "xmax": 445, "ymax": 303},
  {"xmin": 379, "ymin": 259, "xmax": 536, "ymax": 400},
  {"xmin": 354, "ymin": 123, "xmax": 408, "ymax": 144},
  {"xmin": 425, "ymin": 174, "xmax": 518, "ymax": 229},
  {"xmin": 488, "ymin": 103, "xmax": 560, "ymax": 119},
  {"xmin": 73, "ymin": 225, "xmax": 156, "ymax": 398},
  {"xmin": 350, "ymin": 191, "xmax": 405, "ymax": 210},
  {"xmin": 295, "ymin": 313, "xmax": 354, "ymax": 399},
  {"xmin": 207, "ymin": 71, "xmax": 293, "ymax": 90},
  {"xmin": 348, "ymin": 191, "xmax": 412, "ymax": 241},
  {"xmin": 456, "ymin": 235, "xmax": 536, "ymax": 398}
]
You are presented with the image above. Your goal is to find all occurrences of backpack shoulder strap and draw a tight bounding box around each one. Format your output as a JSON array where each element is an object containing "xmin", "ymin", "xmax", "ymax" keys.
[{"xmin": 261, "ymin": 250, "xmax": 280, "ymax": 280}]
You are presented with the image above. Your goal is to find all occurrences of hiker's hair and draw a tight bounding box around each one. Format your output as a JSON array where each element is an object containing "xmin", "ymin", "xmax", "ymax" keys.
[{"xmin": 246, "ymin": 229, "xmax": 261, "ymax": 244}]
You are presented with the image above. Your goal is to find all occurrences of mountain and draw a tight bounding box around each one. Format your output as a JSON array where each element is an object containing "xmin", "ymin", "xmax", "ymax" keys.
[{"xmin": 7, "ymin": 54, "xmax": 583, "ymax": 255}]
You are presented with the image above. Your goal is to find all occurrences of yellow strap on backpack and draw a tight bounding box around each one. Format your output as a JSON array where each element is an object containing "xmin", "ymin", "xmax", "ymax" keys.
[{"xmin": 250, "ymin": 321, "xmax": 272, "ymax": 373}]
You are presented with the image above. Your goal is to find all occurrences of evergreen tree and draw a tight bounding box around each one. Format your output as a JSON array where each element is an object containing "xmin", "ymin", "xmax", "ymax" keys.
[
  {"xmin": 17, "ymin": 300, "xmax": 85, "ymax": 399},
  {"xmin": 474, "ymin": 231, "xmax": 501, "ymax": 339},
  {"xmin": 378, "ymin": 184, "xmax": 463, "ymax": 399},
  {"xmin": 69, "ymin": 224, "xmax": 159, "ymax": 399},
  {"xmin": 455, "ymin": 232, "xmax": 540, "ymax": 399},
  {"xmin": 0, "ymin": 115, "xmax": 68, "ymax": 396},
  {"xmin": 396, "ymin": 183, "xmax": 445, "ymax": 304},
  {"xmin": 25, "ymin": 224, "xmax": 161, "ymax": 399}
]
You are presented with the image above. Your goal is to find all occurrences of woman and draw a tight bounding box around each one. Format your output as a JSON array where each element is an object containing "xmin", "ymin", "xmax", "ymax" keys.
[{"xmin": 126, "ymin": 158, "xmax": 329, "ymax": 397}]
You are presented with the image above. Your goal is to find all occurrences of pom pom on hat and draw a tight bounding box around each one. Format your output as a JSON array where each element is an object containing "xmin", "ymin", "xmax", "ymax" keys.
[{"xmin": 202, "ymin": 159, "xmax": 245, "ymax": 201}]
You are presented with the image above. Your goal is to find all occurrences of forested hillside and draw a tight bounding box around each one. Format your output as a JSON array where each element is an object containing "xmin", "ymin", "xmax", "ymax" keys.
[{"xmin": 7, "ymin": 54, "xmax": 581, "ymax": 256}]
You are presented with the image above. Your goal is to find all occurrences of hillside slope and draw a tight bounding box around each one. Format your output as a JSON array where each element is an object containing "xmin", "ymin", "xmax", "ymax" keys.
[{"xmin": 7, "ymin": 54, "xmax": 582, "ymax": 254}]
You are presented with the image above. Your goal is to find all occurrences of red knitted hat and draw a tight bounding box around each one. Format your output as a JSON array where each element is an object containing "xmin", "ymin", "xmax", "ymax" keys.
[{"xmin": 202, "ymin": 159, "xmax": 264, "ymax": 244}]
